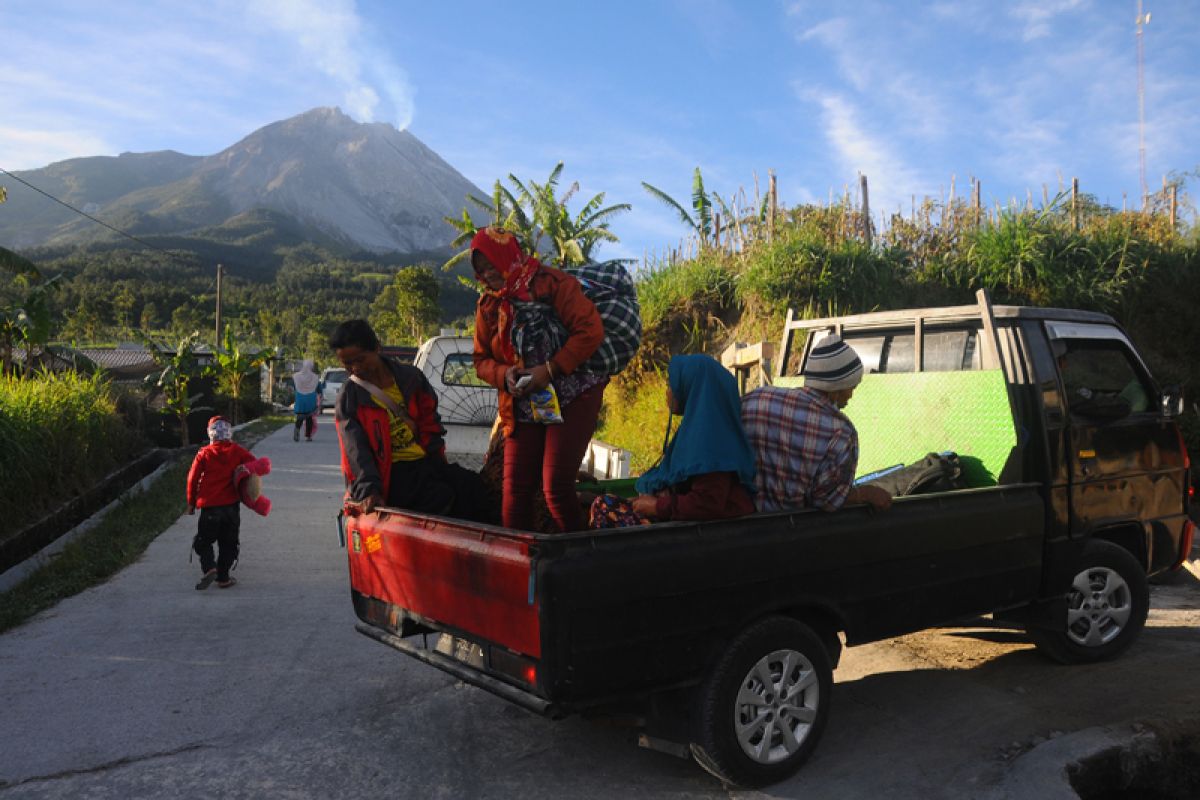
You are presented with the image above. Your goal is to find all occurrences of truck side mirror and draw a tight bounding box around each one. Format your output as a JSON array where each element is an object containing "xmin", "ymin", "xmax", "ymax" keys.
[{"xmin": 1160, "ymin": 385, "xmax": 1184, "ymax": 418}]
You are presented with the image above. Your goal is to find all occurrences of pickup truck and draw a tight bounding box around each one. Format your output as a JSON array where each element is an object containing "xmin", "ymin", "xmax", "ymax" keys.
[{"xmin": 339, "ymin": 291, "xmax": 1193, "ymax": 788}]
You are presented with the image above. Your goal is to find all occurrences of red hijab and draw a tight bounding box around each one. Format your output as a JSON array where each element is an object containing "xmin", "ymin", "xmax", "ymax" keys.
[{"xmin": 471, "ymin": 227, "xmax": 541, "ymax": 363}]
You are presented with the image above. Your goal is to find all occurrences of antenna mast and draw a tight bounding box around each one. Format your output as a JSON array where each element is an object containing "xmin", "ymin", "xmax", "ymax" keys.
[{"xmin": 1136, "ymin": 0, "xmax": 1150, "ymax": 208}]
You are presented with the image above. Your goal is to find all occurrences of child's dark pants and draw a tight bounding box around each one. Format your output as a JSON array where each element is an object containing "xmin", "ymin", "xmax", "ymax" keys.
[{"xmin": 193, "ymin": 504, "xmax": 241, "ymax": 581}]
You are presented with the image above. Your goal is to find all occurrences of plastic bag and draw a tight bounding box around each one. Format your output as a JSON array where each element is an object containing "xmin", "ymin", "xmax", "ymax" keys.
[{"xmin": 529, "ymin": 385, "xmax": 564, "ymax": 424}]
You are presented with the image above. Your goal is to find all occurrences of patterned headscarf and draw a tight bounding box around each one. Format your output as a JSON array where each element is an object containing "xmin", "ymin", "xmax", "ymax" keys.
[
  {"xmin": 470, "ymin": 227, "xmax": 542, "ymax": 363},
  {"xmin": 207, "ymin": 416, "xmax": 233, "ymax": 443}
]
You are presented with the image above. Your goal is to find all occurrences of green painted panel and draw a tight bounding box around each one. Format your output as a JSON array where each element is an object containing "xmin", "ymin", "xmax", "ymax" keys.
[{"xmin": 771, "ymin": 371, "xmax": 1015, "ymax": 487}]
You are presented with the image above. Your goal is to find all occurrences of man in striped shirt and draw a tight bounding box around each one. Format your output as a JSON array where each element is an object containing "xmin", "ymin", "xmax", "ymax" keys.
[{"xmin": 741, "ymin": 334, "xmax": 891, "ymax": 514}]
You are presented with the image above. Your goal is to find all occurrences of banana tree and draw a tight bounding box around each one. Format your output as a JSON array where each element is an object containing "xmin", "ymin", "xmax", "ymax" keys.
[
  {"xmin": 1, "ymin": 248, "xmax": 58, "ymax": 376},
  {"xmin": 207, "ymin": 324, "xmax": 271, "ymax": 425},
  {"xmin": 140, "ymin": 331, "xmax": 203, "ymax": 447},
  {"xmin": 641, "ymin": 167, "xmax": 714, "ymax": 248},
  {"xmin": 443, "ymin": 162, "xmax": 630, "ymax": 271}
]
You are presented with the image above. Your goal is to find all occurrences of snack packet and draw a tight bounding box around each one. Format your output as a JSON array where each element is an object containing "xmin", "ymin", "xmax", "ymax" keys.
[{"xmin": 529, "ymin": 384, "xmax": 564, "ymax": 424}]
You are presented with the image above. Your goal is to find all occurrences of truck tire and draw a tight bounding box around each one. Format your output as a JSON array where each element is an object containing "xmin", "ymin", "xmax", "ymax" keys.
[
  {"xmin": 1029, "ymin": 539, "xmax": 1149, "ymax": 664},
  {"xmin": 690, "ymin": 616, "xmax": 832, "ymax": 788}
]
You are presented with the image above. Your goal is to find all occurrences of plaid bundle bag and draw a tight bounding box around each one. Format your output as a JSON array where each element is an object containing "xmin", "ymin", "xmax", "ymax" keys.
[
  {"xmin": 564, "ymin": 260, "xmax": 642, "ymax": 375},
  {"xmin": 512, "ymin": 260, "xmax": 642, "ymax": 377}
]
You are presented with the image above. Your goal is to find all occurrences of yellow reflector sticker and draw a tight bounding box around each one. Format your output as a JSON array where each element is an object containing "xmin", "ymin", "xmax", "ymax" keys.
[{"xmin": 1078, "ymin": 449, "xmax": 1096, "ymax": 458}]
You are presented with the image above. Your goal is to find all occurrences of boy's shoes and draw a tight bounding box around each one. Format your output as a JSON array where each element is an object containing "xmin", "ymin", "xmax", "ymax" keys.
[
  {"xmin": 305, "ymin": 437, "xmax": 312, "ymax": 442},
  {"xmin": 293, "ymin": 428, "xmax": 300, "ymax": 442},
  {"xmin": 217, "ymin": 577, "xmax": 237, "ymax": 589},
  {"xmin": 195, "ymin": 569, "xmax": 217, "ymax": 590}
]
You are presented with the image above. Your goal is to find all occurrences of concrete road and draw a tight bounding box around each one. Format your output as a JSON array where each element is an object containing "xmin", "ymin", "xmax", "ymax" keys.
[{"xmin": 1, "ymin": 415, "xmax": 1198, "ymax": 799}]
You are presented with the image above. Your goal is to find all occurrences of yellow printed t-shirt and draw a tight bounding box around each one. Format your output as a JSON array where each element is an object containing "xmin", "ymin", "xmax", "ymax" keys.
[{"xmin": 373, "ymin": 384, "xmax": 426, "ymax": 462}]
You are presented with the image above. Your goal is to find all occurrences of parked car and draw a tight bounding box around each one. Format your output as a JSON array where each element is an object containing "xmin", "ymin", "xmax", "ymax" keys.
[
  {"xmin": 320, "ymin": 367, "xmax": 347, "ymax": 407},
  {"xmin": 338, "ymin": 290, "xmax": 1192, "ymax": 788}
]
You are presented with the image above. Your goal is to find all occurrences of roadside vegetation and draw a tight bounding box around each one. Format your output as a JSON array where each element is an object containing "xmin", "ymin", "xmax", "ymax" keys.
[
  {"xmin": 0, "ymin": 415, "xmax": 287, "ymax": 634},
  {"xmin": 0, "ymin": 371, "xmax": 144, "ymax": 534},
  {"xmin": 598, "ymin": 177, "xmax": 1200, "ymax": 467}
]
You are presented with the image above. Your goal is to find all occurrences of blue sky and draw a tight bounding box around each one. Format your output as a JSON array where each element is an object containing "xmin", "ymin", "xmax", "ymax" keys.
[{"xmin": 2, "ymin": 0, "xmax": 1198, "ymax": 262}]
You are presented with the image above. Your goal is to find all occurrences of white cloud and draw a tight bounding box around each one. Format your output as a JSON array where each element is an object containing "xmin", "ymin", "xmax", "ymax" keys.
[
  {"xmin": 805, "ymin": 90, "xmax": 927, "ymax": 214},
  {"xmin": 1009, "ymin": 0, "xmax": 1089, "ymax": 42},
  {"xmin": 0, "ymin": 127, "xmax": 112, "ymax": 170}
]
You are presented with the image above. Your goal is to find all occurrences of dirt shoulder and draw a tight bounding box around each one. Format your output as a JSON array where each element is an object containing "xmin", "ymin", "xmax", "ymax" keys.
[{"xmin": 811, "ymin": 566, "xmax": 1200, "ymax": 798}]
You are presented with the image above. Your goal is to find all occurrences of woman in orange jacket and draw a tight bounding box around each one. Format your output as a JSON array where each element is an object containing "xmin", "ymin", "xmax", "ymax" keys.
[{"xmin": 471, "ymin": 227, "xmax": 605, "ymax": 532}]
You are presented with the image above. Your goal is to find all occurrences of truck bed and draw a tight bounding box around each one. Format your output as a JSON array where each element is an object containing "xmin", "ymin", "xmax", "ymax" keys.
[{"xmin": 345, "ymin": 482, "xmax": 1045, "ymax": 713}]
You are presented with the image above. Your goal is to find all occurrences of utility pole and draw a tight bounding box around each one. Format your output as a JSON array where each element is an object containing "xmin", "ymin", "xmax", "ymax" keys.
[
  {"xmin": 214, "ymin": 263, "xmax": 224, "ymax": 346},
  {"xmin": 1136, "ymin": 1, "xmax": 1151, "ymax": 209}
]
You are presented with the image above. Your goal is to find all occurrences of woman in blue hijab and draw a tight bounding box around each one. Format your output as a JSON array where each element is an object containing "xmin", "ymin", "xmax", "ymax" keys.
[{"xmin": 590, "ymin": 354, "xmax": 756, "ymax": 527}]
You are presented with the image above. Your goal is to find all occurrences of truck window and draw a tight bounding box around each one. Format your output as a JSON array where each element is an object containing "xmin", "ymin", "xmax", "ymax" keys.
[
  {"xmin": 844, "ymin": 336, "xmax": 884, "ymax": 373},
  {"xmin": 884, "ymin": 335, "xmax": 915, "ymax": 372},
  {"xmin": 843, "ymin": 326, "xmax": 980, "ymax": 373},
  {"xmin": 842, "ymin": 333, "xmax": 914, "ymax": 373},
  {"xmin": 924, "ymin": 329, "xmax": 982, "ymax": 372},
  {"xmin": 1058, "ymin": 340, "xmax": 1153, "ymax": 416},
  {"xmin": 442, "ymin": 353, "xmax": 490, "ymax": 387}
]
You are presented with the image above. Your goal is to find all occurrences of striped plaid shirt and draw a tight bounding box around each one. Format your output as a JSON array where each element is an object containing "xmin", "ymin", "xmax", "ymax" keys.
[{"xmin": 740, "ymin": 386, "xmax": 859, "ymax": 513}]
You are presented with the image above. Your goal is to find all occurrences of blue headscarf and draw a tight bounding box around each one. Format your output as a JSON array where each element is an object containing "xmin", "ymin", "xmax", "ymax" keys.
[{"xmin": 635, "ymin": 354, "xmax": 757, "ymax": 495}]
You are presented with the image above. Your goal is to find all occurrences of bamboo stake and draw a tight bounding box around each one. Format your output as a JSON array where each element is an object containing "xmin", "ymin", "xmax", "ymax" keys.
[
  {"xmin": 973, "ymin": 179, "xmax": 981, "ymax": 227},
  {"xmin": 768, "ymin": 170, "xmax": 777, "ymax": 241},
  {"xmin": 1071, "ymin": 177, "xmax": 1079, "ymax": 230},
  {"xmin": 860, "ymin": 173, "xmax": 871, "ymax": 247},
  {"xmin": 1170, "ymin": 185, "xmax": 1178, "ymax": 229}
]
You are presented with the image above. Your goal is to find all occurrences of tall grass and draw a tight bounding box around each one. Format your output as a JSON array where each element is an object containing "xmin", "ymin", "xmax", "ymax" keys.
[
  {"xmin": 0, "ymin": 371, "xmax": 145, "ymax": 534},
  {"xmin": 636, "ymin": 251, "xmax": 737, "ymax": 329},
  {"xmin": 596, "ymin": 370, "xmax": 670, "ymax": 474}
]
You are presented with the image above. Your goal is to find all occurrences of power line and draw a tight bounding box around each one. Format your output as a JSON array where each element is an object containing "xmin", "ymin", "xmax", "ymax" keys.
[
  {"xmin": 1, "ymin": 166, "xmax": 175, "ymax": 255},
  {"xmin": 2, "ymin": 166, "xmax": 228, "ymax": 291}
]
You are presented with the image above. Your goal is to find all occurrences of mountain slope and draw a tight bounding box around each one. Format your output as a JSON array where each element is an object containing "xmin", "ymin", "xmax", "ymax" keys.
[{"xmin": 0, "ymin": 107, "xmax": 481, "ymax": 255}]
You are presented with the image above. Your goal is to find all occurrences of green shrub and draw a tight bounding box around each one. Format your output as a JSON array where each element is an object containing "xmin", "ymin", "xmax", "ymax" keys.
[
  {"xmin": 0, "ymin": 371, "xmax": 145, "ymax": 534},
  {"xmin": 597, "ymin": 370, "xmax": 671, "ymax": 473},
  {"xmin": 636, "ymin": 252, "xmax": 737, "ymax": 329}
]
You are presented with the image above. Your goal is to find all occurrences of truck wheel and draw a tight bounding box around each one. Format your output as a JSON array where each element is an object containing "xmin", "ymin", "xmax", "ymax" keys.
[
  {"xmin": 1029, "ymin": 540, "xmax": 1149, "ymax": 664},
  {"xmin": 691, "ymin": 616, "xmax": 832, "ymax": 788}
]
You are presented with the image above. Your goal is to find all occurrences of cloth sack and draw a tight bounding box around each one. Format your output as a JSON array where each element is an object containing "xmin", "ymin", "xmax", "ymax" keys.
[
  {"xmin": 564, "ymin": 261, "xmax": 642, "ymax": 375},
  {"xmin": 864, "ymin": 452, "xmax": 965, "ymax": 497},
  {"xmin": 511, "ymin": 260, "xmax": 642, "ymax": 378}
]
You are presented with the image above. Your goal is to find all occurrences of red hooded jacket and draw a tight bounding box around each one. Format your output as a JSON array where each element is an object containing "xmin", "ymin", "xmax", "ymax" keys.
[
  {"xmin": 334, "ymin": 357, "xmax": 446, "ymax": 503},
  {"xmin": 187, "ymin": 440, "xmax": 255, "ymax": 508}
]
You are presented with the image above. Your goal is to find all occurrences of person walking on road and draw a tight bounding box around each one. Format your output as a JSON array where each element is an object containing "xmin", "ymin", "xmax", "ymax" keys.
[
  {"xmin": 187, "ymin": 416, "xmax": 256, "ymax": 589},
  {"xmin": 292, "ymin": 359, "xmax": 323, "ymax": 442}
]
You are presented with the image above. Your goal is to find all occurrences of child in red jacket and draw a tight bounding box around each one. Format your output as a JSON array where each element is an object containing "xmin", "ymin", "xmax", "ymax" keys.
[{"xmin": 187, "ymin": 416, "xmax": 255, "ymax": 589}]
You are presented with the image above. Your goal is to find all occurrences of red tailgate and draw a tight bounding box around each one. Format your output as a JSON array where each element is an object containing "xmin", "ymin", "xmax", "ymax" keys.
[{"xmin": 346, "ymin": 510, "xmax": 541, "ymax": 657}]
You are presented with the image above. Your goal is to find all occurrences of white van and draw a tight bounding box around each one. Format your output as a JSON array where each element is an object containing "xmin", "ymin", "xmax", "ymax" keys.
[{"xmin": 320, "ymin": 367, "xmax": 347, "ymax": 407}]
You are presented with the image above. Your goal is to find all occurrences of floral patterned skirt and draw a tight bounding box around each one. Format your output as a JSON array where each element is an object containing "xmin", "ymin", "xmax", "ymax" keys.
[{"xmin": 588, "ymin": 494, "xmax": 651, "ymax": 529}]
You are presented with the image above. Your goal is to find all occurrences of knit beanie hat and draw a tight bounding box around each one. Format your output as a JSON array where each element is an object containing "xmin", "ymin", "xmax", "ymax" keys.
[
  {"xmin": 803, "ymin": 334, "xmax": 864, "ymax": 392},
  {"xmin": 207, "ymin": 416, "xmax": 233, "ymax": 443}
]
